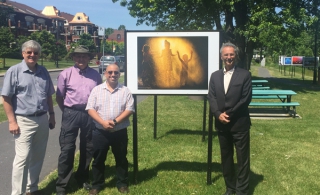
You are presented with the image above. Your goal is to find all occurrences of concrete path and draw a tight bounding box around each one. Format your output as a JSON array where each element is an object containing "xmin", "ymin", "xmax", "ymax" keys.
[{"xmin": 258, "ymin": 66, "xmax": 272, "ymax": 78}]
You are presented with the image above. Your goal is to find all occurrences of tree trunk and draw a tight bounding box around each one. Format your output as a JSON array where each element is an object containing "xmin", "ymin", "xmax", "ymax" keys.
[
  {"xmin": 246, "ymin": 40, "xmax": 255, "ymax": 70},
  {"xmin": 2, "ymin": 58, "xmax": 5, "ymax": 68}
]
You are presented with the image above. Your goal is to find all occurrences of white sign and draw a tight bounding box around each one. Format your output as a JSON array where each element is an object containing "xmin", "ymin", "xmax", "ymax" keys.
[{"xmin": 98, "ymin": 26, "xmax": 105, "ymax": 36}]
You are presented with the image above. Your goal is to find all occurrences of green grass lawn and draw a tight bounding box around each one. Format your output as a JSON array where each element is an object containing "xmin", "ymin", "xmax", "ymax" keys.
[
  {"xmin": 0, "ymin": 58, "xmax": 77, "ymax": 73},
  {"xmin": 1, "ymin": 62, "xmax": 320, "ymax": 194}
]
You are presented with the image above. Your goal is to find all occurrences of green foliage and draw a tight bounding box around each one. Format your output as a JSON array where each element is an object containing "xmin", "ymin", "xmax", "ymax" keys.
[
  {"xmin": 55, "ymin": 40, "xmax": 67, "ymax": 62},
  {"xmin": 77, "ymin": 33, "xmax": 96, "ymax": 52},
  {"xmin": 0, "ymin": 27, "xmax": 16, "ymax": 67},
  {"xmin": 65, "ymin": 42, "xmax": 78, "ymax": 60},
  {"xmin": 114, "ymin": 42, "xmax": 125, "ymax": 55},
  {"xmin": 105, "ymin": 27, "xmax": 114, "ymax": 37},
  {"xmin": 113, "ymin": 0, "xmax": 320, "ymax": 70},
  {"xmin": 100, "ymin": 39, "xmax": 123, "ymax": 55},
  {"xmin": 118, "ymin": 25, "xmax": 126, "ymax": 30},
  {"xmin": 28, "ymin": 31, "xmax": 56, "ymax": 60}
]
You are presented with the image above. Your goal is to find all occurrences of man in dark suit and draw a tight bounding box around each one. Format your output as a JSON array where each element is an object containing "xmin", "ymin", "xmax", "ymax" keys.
[{"xmin": 208, "ymin": 42, "xmax": 252, "ymax": 195}]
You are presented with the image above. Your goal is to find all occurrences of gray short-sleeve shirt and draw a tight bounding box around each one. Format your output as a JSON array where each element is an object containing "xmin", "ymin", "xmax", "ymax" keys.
[{"xmin": 1, "ymin": 60, "xmax": 55, "ymax": 115}]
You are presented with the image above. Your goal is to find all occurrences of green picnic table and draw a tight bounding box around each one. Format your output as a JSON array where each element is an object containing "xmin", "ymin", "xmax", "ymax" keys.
[
  {"xmin": 252, "ymin": 89, "xmax": 296, "ymax": 102},
  {"xmin": 250, "ymin": 89, "xmax": 299, "ymax": 117}
]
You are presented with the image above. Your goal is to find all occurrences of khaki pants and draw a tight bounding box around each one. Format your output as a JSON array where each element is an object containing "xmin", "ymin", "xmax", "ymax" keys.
[{"xmin": 11, "ymin": 114, "xmax": 49, "ymax": 195}]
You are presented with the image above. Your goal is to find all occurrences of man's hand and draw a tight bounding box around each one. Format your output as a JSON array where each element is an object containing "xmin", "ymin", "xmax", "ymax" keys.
[
  {"xmin": 9, "ymin": 121, "xmax": 20, "ymax": 135},
  {"xmin": 102, "ymin": 120, "xmax": 115, "ymax": 130},
  {"xmin": 49, "ymin": 115, "xmax": 56, "ymax": 129},
  {"xmin": 218, "ymin": 112, "xmax": 230, "ymax": 124}
]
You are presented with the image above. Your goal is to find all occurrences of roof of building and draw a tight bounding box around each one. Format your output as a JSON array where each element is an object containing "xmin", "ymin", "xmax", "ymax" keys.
[
  {"xmin": 5, "ymin": 0, "xmax": 51, "ymax": 19},
  {"xmin": 60, "ymin": 12, "xmax": 74, "ymax": 22},
  {"xmin": 41, "ymin": 5, "xmax": 65, "ymax": 20},
  {"xmin": 69, "ymin": 12, "xmax": 93, "ymax": 24}
]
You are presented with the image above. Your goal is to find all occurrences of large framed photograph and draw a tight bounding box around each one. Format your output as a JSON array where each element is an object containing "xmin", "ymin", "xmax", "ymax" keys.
[
  {"xmin": 303, "ymin": 57, "xmax": 319, "ymax": 67},
  {"xmin": 284, "ymin": 57, "xmax": 292, "ymax": 65},
  {"xmin": 292, "ymin": 56, "xmax": 303, "ymax": 65},
  {"xmin": 126, "ymin": 31, "xmax": 220, "ymax": 95}
]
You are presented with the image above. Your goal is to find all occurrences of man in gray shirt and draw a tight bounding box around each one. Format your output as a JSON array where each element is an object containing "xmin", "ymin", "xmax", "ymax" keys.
[{"xmin": 1, "ymin": 40, "xmax": 55, "ymax": 195}]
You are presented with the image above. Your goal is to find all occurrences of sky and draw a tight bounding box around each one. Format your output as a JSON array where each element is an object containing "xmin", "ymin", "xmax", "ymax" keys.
[{"xmin": 11, "ymin": 0, "xmax": 155, "ymax": 31}]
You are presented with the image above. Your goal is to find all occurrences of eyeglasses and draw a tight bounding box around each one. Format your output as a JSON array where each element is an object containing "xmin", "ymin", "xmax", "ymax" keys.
[
  {"xmin": 107, "ymin": 71, "xmax": 119, "ymax": 75},
  {"xmin": 25, "ymin": 51, "xmax": 39, "ymax": 55}
]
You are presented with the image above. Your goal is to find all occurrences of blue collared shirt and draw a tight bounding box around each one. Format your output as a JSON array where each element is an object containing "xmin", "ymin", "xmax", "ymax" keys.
[{"xmin": 1, "ymin": 60, "xmax": 55, "ymax": 115}]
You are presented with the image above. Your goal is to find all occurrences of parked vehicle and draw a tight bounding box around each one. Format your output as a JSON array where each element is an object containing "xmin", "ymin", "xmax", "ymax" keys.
[{"xmin": 99, "ymin": 55, "xmax": 125, "ymax": 74}]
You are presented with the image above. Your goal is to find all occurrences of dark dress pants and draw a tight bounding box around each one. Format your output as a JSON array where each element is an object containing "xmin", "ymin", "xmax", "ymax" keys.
[
  {"xmin": 91, "ymin": 128, "xmax": 128, "ymax": 191},
  {"xmin": 56, "ymin": 107, "xmax": 94, "ymax": 192},
  {"xmin": 218, "ymin": 129, "xmax": 250, "ymax": 195}
]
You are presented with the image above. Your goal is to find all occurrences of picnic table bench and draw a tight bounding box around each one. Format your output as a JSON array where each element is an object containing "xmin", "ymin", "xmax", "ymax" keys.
[
  {"xmin": 252, "ymin": 95, "xmax": 287, "ymax": 102},
  {"xmin": 252, "ymin": 79, "xmax": 268, "ymax": 87},
  {"xmin": 252, "ymin": 86, "xmax": 270, "ymax": 90},
  {"xmin": 250, "ymin": 90, "xmax": 299, "ymax": 117}
]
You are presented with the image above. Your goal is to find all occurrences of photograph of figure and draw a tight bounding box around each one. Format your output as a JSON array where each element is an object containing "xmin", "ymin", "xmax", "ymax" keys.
[
  {"xmin": 177, "ymin": 50, "xmax": 193, "ymax": 87},
  {"xmin": 139, "ymin": 44, "xmax": 156, "ymax": 88},
  {"xmin": 137, "ymin": 36, "xmax": 208, "ymax": 89}
]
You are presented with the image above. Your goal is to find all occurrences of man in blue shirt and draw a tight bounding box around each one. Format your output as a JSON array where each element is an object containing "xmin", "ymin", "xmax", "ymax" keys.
[{"xmin": 1, "ymin": 40, "xmax": 55, "ymax": 195}]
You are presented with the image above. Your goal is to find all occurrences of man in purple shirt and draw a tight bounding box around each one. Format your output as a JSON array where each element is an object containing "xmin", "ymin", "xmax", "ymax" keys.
[{"xmin": 55, "ymin": 46, "xmax": 102, "ymax": 195}]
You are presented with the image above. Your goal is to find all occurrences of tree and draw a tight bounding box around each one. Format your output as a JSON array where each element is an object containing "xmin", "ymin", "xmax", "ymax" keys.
[
  {"xmin": 105, "ymin": 27, "xmax": 114, "ymax": 37},
  {"xmin": 112, "ymin": 0, "xmax": 319, "ymax": 70},
  {"xmin": 0, "ymin": 27, "xmax": 16, "ymax": 68},
  {"xmin": 28, "ymin": 31, "xmax": 56, "ymax": 64},
  {"xmin": 118, "ymin": 25, "xmax": 126, "ymax": 30},
  {"xmin": 114, "ymin": 42, "xmax": 125, "ymax": 55},
  {"xmin": 77, "ymin": 33, "xmax": 96, "ymax": 52}
]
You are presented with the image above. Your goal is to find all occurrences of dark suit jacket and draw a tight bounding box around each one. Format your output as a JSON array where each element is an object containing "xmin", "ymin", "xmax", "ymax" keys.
[{"xmin": 207, "ymin": 66, "xmax": 252, "ymax": 132}]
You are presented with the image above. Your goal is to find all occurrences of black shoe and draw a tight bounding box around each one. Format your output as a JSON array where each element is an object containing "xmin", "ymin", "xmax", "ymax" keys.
[
  {"xmin": 82, "ymin": 182, "xmax": 92, "ymax": 190},
  {"xmin": 26, "ymin": 190, "xmax": 43, "ymax": 195},
  {"xmin": 223, "ymin": 190, "xmax": 236, "ymax": 195}
]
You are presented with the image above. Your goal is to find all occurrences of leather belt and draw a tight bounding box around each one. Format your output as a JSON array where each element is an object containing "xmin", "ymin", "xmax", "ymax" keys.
[
  {"xmin": 65, "ymin": 106, "xmax": 86, "ymax": 111},
  {"xmin": 16, "ymin": 111, "xmax": 47, "ymax": 117}
]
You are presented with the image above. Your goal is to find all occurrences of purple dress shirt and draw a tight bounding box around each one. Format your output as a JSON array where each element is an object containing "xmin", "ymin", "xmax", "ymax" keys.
[{"xmin": 56, "ymin": 65, "xmax": 102, "ymax": 109}]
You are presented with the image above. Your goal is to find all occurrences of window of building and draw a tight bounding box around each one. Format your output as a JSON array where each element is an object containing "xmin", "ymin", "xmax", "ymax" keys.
[
  {"xmin": 87, "ymin": 25, "xmax": 93, "ymax": 34},
  {"xmin": 37, "ymin": 18, "xmax": 45, "ymax": 25},
  {"xmin": 117, "ymin": 34, "xmax": 121, "ymax": 40},
  {"xmin": 9, "ymin": 14, "xmax": 16, "ymax": 25},
  {"xmin": 25, "ymin": 16, "xmax": 34, "ymax": 29},
  {"xmin": 73, "ymin": 26, "xmax": 85, "ymax": 35}
]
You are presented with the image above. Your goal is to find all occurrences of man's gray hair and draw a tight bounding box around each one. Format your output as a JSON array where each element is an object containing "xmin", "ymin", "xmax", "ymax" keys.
[
  {"xmin": 21, "ymin": 40, "xmax": 41, "ymax": 54},
  {"xmin": 220, "ymin": 42, "xmax": 240, "ymax": 63}
]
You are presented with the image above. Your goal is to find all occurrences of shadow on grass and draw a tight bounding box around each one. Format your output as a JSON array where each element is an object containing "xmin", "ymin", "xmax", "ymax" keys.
[
  {"xmin": 130, "ymin": 160, "xmax": 221, "ymax": 184},
  {"xmin": 251, "ymin": 76, "xmax": 320, "ymax": 93},
  {"xmin": 40, "ymin": 171, "xmax": 95, "ymax": 195},
  {"xmin": 155, "ymin": 128, "xmax": 218, "ymax": 140},
  {"xmin": 40, "ymin": 160, "xmax": 263, "ymax": 195},
  {"xmin": 130, "ymin": 161, "xmax": 263, "ymax": 195}
]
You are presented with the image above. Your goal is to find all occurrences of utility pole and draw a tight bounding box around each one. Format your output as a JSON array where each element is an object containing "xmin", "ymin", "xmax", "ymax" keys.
[
  {"xmin": 55, "ymin": 20, "xmax": 59, "ymax": 68},
  {"xmin": 312, "ymin": 0, "xmax": 319, "ymax": 84},
  {"xmin": 313, "ymin": 20, "xmax": 318, "ymax": 84}
]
